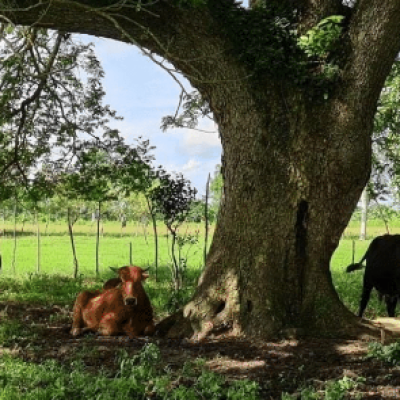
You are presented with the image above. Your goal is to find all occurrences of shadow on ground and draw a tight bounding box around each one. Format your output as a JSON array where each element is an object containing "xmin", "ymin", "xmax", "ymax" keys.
[{"xmin": 1, "ymin": 302, "xmax": 400, "ymax": 399}]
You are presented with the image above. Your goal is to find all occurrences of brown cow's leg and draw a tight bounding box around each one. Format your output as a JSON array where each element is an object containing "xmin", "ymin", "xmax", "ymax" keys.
[
  {"xmin": 143, "ymin": 322, "xmax": 156, "ymax": 336},
  {"xmin": 98, "ymin": 314, "xmax": 120, "ymax": 336},
  {"xmin": 71, "ymin": 291, "xmax": 99, "ymax": 336}
]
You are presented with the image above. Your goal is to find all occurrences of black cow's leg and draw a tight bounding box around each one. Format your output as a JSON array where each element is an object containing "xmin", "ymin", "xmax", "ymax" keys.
[
  {"xmin": 385, "ymin": 296, "xmax": 397, "ymax": 317},
  {"xmin": 358, "ymin": 282, "xmax": 373, "ymax": 317}
]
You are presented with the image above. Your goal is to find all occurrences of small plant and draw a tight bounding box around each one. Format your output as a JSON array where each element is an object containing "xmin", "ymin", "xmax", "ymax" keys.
[
  {"xmin": 282, "ymin": 387, "xmax": 319, "ymax": 400},
  {"xmin": 150, "ymin": 170, "xmax": 197, "ymax": 292},
  {"xmin": 116, "ymin": 343, "xmax": 162, "ymax": 380},
  {"xmin": 366, "ymin": 341, "xmax": 400, "ymax": 365},
  {"xmin": 165, "ymin": 285, "xmax": 193, "ymax": 313},
  {"xmin": 0, "ymin": 344, "xmax": 261, "ymax": 399},
  {"xmin": 298, "ymin": 15, "xmax": 344, "ymax": 59},
  {"xmin": 195, "ymin": 369, "xmax": 226, "ymax": 398},
  {"xmin": 176, "ymin": 231, "xmax": 200, "ymax": 284},
  {"xmin": 325, "ymin": 376, "xmax": 361, "ymax": 400},
  {"xmin": 297, "ymin": 15, "xmax": 344, "ymax": 84},
  {"xmin": 282, "ymin": 376, "xmax": 363, "ymax": 400},
  {"xmin": 226, "ymin": 379, "xmax": 260, "ymax": 400}
]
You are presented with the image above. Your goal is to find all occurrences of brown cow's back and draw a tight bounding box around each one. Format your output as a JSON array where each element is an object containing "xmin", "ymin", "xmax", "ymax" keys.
[{"xmin": 103, "ymin": 277, "xmax": 121, "ymax": 290}]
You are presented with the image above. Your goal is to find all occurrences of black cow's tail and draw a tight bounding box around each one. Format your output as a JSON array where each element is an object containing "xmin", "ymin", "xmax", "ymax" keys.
[
  {"xmin": 346, "ymin": 244, "xmax": 370, "ymax": 273},
  {"xmin": 346, "ymin": 263, "xmax": 365, "ymax": 273}
]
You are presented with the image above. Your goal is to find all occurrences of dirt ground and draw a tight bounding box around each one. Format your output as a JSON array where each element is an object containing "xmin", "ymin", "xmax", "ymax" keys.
[{"xmin": 1, "ymin": 302, "xmax": 400, "ymax": 399}]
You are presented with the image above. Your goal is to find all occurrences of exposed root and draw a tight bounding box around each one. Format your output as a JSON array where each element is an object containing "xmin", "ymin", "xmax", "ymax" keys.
[
  {"xmin": 154, "ymin": 307, "xmax": 400, "ymax": 343},
  {"xmin": 155, "ymin": 310, "xmax": 193, "ymax": 339}
]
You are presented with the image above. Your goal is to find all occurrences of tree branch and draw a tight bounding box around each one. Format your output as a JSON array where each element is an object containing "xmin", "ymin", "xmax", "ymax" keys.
[
  {"xmin": 0, "ymin": 0, "xmax": 248, "ymax": 87},
  {"xmin": 342, "ymin": 0, "xmax": 400, "ymax": 113}
]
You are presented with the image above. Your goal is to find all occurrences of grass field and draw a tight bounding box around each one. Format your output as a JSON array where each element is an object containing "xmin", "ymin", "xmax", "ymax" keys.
[
  {"xmin": 0, "ymin": 218, "xmax": 394, "ymax": 319},
  {"xmin": 0, "ymin": 220, "xmax": 210, "ymax": 276}
]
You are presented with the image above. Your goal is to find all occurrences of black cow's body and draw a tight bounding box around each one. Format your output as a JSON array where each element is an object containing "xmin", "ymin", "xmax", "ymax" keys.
[{"xmin": 346, "ymin": 234, "xmax": 400, "ymax": 317}]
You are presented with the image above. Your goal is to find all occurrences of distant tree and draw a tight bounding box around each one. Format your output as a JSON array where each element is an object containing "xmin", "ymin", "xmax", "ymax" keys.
[
  {"xmin": 355, "ymin": 61, "xmax": 400, "ymax": 237},
  {"xmin": 17, "ymin": 167, "xmax": 55, "ymax": 273},
  {"xmin": 150, "ymin": 171, "xmax": 197, "ymax": 291},
  {"xmin": 114, "ymin": 139, "xmax": 160, "ymax": 277},
  {"xmin": 54, "ymin": 178, "xmax": 84, "ymax": 278},
  {"xmin": 59, "ymin": 149, "xmax": 118, "ymax": 276},
  {"xmin": 209, "ymin": 165, "xmax": 223, "ymax": 218},
  {"xmin": 204, "ymin": 173, "xmax": 211, "ymax": 267},
  {"xmin": 186, "ymin": 200, "xmax": 208, "ymax": 223},
  {"xmin": 126, "ymin": 193, "xmax": 151, "ymax": 231},
  {"xmin": 358, "ymin": 61, "xmax": 400, "ymax": 205},
  {"xmin": 359, "ymin": 187, "xmax": 368, "ymax": 240}
]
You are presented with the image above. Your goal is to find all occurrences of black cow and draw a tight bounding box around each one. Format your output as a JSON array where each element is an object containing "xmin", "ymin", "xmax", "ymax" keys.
[{"xmin": 346, "ymin": 234, "xmax": 400, "ymax": 317}]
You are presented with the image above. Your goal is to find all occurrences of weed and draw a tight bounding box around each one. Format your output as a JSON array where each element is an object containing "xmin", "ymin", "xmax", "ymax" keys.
[
  {"xmin": 0, "ymin": 318, "xmax": 39, "ymax": 346},
  {"xmin": 366, "ymin": 341, "xmax": 400, "ymax": 365},
  {"xmin": 282, "ymin": 377, "xmax": 364, "ymax": 400}
]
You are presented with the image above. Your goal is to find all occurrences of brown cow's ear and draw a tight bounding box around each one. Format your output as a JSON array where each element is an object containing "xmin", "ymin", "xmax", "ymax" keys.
[
  {"xmin": 109, "ymin": 266, "xmax": 119, "ymax": 274},
  {"xmin": 142, "ymin": 273, "xmax": 149, "ymax": 280}
]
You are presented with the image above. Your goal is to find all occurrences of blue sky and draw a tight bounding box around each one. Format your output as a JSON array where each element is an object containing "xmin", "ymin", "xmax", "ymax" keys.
[{"xmin": 78, "ymin": 35, "xmax": 222, "ymax": 198}]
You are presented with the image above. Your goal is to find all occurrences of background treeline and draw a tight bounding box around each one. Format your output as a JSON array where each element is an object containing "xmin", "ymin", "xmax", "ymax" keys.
[{"xmin": 0, "ymin": 193, "xmax": 219, "ymax": 227}]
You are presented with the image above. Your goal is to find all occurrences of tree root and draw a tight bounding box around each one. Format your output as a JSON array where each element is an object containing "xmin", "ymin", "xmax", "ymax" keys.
[{"xmin": 154, "ymin": 309, "xmax": 400, "ymax": 343}]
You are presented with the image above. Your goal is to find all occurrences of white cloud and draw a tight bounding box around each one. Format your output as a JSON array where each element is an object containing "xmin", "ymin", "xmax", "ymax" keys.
[
  {"xmin": 182, "ymin": 159, "xmax": 201, "ymax": 172},
  {"xmin": 162, "ymin": 158, "xmax": 218, "ymax": 197},
  {"xmin": 169, "ymin": 119, "xmax": 221, "ymax": 160},
  {"xmin": 180, "ymin": 130, "xmax": 220, "ymax": 160}
]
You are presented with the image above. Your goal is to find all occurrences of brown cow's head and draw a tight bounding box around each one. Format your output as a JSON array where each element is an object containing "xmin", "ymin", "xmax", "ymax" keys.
[{"xmin": 116, "ymin": 266, "xmax": 149, "ymax": 306}]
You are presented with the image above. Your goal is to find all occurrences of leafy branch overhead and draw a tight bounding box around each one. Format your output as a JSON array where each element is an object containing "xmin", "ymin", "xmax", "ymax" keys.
[
  {"xmin": 161, "ymin": 91, "xmax": 211, "ymax": 132},
  {"xmin": 0, "ymin": 25, "xmax": 123, "ymax": 195}
]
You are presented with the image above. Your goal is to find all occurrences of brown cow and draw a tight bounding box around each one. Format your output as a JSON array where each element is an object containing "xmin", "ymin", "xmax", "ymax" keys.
[{"xmin": 71, "ymin": 266, "xmax": 155, "ymax": 338}]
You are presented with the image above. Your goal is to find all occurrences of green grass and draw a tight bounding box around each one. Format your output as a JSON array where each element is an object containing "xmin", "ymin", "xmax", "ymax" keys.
[
  {"xmin": 0, "ymin": 221, "xmax": 207, "ymax": 277},
  {"xmin": 343, "ymin": 219, "xmax": 400, "ymax": 238}
]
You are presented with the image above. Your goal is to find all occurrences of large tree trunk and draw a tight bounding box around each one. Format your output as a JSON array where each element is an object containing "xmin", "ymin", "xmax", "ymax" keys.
[
  {"xmin": 175, "ymin": 87, "xmax": 372, "ymax": 339},
  {"xmin": 3, "ymin": 0, "xmax": 400, "ymax": 339}
]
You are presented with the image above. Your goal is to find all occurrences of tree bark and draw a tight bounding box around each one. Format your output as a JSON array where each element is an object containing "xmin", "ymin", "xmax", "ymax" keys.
[
  {"xmin": 360, "ymin": 187, "xmax": 368, "ymax": 240},
  {"xmin": 12, "ymin": 199, "xmax": 17, "ymax": 274},
  {"xmin": 146, "ymin": 196, "xmax": 158, "ymax": 282},
  {"xmin": 96, "ymin": 201, "xmax": 101, "ymax": 276},
  {"xmin": 68, "ymin": 207, "xmax": 80, "ymax": 279},
  {"xmin": 204, "ymin": 173, "xmax": 210, "ymax": 267},
  {"xmin": 36, "ymin": 208, "xmax": 40, "ymax": 273},
  {"xmin": 3, "ymin": 0, "xmax": 400, "ymax": 339}
]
